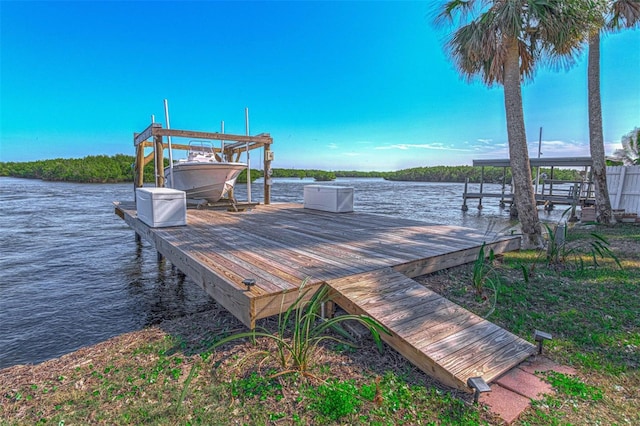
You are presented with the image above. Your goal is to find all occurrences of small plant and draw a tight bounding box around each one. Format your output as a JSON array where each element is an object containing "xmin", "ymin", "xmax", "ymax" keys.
[
  {"xmin": 471, "ymin": 242, "xmax": 496, "ymax": 296},
  {"xmin": 190, "ymin": 281, "xmax": 388, "ymax": 384},
  {"xmin": 308, "ymin": 379, "xmax": 362, "ymax": 421},
  {"xmin": 520, "ymin": 211, "xmax": 622, "ymax": 283},
  {"xmin": 544, "ymin": 221, "xmax": 567, "ymax": 265},
  {"xmin": 230, "ymin": 370, "xmax": 283, "ymax": 401},
  {"xmin": 544, "ymin": 223, "xmax": 621, "ymax": 271},
  {"xmin": 544, "ymin": 371, "xmax": 603, "ymax": 401},
  {"xmin": 470, "ymin": 242, "xmax": 500, "ymax": 317}
]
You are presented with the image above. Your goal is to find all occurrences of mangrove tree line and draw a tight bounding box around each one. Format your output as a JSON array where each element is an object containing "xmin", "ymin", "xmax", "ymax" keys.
[{"xmin": 1, "ymin": 155, "xmax": 582, "ymax": 184}]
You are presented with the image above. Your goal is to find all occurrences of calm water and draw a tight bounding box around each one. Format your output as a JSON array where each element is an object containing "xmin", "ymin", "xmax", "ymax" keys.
[{"xmin": 0, "ymin": 177, "xmax": 564, "ymax": 369}]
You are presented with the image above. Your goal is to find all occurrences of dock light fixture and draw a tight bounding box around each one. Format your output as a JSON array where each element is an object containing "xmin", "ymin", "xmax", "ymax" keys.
[
  {"xmin": 534, "ymin": 330, "xmax": 553, "ymax": 354},
  {"xmin": 467, "ymin": 377, "xmax": 491, "ymax": 404},
  {"xmin": 243, "ymin": 278, "xmax": 256, "ymax": 291}
]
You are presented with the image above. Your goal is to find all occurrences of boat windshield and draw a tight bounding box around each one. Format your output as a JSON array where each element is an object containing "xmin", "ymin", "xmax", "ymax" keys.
[
  {"xmin": 186, "ymin": 141, "xmax": 218, "ymax": 161},
  {"xmin": 188, "ymin": 141, "xmax": 216, "ymax": 156}
]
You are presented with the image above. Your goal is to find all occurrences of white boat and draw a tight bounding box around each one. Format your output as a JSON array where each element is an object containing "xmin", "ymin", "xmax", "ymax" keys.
[{"xmin": 165, "ymin": 142, "xmax": 246, "ymax": 202}]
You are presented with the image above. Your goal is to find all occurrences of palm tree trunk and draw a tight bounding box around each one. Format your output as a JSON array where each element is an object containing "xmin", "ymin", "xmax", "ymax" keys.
[
  {"xmin": 588, "ymin": 31, "xmax": 615, "ymax": 224},
  {"xmin": 503, "ymin": 37, "xmax": 543, "ymax": 249}
]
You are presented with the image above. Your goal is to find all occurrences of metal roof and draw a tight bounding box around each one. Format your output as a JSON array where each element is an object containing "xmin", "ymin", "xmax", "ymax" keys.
[{"xmin": 472, "ymin": 157, "xmax": 593, "ymax": 167}]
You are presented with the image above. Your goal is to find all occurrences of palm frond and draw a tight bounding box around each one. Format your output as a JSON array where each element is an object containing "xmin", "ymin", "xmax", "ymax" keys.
[
  {"xmin": 609, "ymin": 0, "xmax": 640, "ymax": 29},
  {"xmin": 612, "ymin": 128, "xmax": 640, "ymax": 165},
  {"xmin": 435, "ymin": 0, "xmax": 486, "ymax": 27},
  {"xmin": 438, "ymin": 0, "xmax": 591, "ymax": 85}
]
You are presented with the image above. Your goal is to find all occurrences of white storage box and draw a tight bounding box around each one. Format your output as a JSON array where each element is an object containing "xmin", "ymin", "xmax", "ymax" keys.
[
  {"xmin": 303, "ymin": 185, "xmax": 354, "ymax": 213},
  {"xmin": 136, "ymin": 187, "xmax": 187, "ymax": 227}
]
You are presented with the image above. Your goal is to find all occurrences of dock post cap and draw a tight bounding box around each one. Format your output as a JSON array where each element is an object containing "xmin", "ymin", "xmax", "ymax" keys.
[
  {"xmin": 534, "ymin": 330, "xmax": 553, "ymax": 354},
  {"xmin": 467, "ymin": 376, "xmax": 491, "ymax": 403}
]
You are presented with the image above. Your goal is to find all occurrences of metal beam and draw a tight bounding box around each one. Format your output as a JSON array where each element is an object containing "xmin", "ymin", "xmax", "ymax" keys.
[{"xmin": 472, "ymin": 157, "xmax": 593, "ymax": 168}]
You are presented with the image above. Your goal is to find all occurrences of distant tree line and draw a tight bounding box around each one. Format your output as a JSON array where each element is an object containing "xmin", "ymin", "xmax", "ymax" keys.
[
  {"xmin": 236, "ymin": 168, "xmax": 263, "ymax": 183},
  {"xmin": 384, "ymin": 165, "xmax": 581, "ymax": 183},
  {"xmin": 1, "ymin": 155, "xmax": 583, "ymax": 184},
  {"xmin": 0, "ymin": 154, "xmax": 154, "ymax": 183},
  {"xmin": 270, "ymin": 168, "xmax": 389, "ymax": 179}
]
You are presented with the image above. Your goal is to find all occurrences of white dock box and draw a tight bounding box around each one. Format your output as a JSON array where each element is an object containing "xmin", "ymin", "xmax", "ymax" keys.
[
  {"xmin": 303, "ymin": 185, "xmax": 354, "ymax": 213},
  {"xmin": 136, "ymin": 188, "xmax": 187, "ymax": 227}
]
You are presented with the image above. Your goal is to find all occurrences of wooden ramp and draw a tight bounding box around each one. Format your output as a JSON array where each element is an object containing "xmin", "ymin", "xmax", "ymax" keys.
[{"xmin": 327, "ymin": 268, "xmax": 536, "ymax": 392}]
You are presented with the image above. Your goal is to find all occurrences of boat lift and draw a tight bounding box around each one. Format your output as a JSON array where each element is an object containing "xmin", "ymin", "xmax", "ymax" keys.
[
  {"xmin": 462, "ymin": 157, "xmax": 595, "ymax": 220},
  {"xmin": 132, "ymin": 120, "xmax": 274, "ymax": 207}
]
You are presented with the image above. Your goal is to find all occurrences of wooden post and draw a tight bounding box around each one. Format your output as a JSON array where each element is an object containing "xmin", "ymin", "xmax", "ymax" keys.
[
  {"xmin": 478, "ymin": 167, "xmax": 484, "ymax": 209},
  {"xmin": 154, "ymin": 135, "xmax": 165, "ymax": 187},
  {"xmin": 135, "ymin": 143, "xmax": 145, "ymax": 188},
  {"xmin": 462, "ymin": 178, "xmax": 469, "ymax": 211},
  {"xmin": 499, "ymin": 166, "xmax": 507, "ymax": 208},
  {"xmin": 585, "ymin": 165, "xmax": 595, "ymax": 202},
  {"xmin": 264, "ymin": 146, "xmax": 272, "ymax": 205}
]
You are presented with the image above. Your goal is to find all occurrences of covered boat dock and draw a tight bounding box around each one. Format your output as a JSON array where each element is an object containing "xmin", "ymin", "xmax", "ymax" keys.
[
  {"xmin": 133, "ymin": 121, "xmax": 274, "ymax": 206},
  {"xmin": 463, "ymin": 157, "xmax": 595, "ymax": 219}
]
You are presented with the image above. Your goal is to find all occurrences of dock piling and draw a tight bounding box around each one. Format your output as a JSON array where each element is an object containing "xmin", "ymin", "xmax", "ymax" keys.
[{"xmin": 462, "ymin": 178, "xmax": 469, "ymax": 211}]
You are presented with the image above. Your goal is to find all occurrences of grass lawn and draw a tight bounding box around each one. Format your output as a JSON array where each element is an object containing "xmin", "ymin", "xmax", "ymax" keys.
[{"xmin": 1, "ymin": 224, "xmax": 638, "ymax": 425}]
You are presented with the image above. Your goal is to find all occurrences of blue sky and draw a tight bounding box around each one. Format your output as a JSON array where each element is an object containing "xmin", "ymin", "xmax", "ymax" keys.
[{"xmin": 1, "ymin": 1, "xmax": 638, "ymax": 171}]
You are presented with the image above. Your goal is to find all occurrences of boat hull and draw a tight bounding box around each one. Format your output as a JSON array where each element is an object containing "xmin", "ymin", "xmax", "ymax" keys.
[{"xmin": 164, "ymin": 162, "xmax": 246, "ymax": 202}]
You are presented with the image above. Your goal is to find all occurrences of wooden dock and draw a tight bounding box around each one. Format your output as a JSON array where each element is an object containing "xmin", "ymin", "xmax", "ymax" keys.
[
  {"xmin": 463, "ymin": 157, "xmax": 596, "ymax": 218},
  {"xmin": 115, "ymin": 202, "xmax": 535, "ymax": 391}
]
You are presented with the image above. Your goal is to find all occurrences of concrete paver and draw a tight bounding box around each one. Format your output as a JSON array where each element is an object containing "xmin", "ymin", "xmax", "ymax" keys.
[
  {"xmin": 480, "ymin": 356, "xmax": 577, "ymax": 423},
  {"xmin": 480, "ymin": 384, "xmax": 531, "ymax": 424},
  {"xmin": 496, "ymin": 367, "xmax": 554, "ymax": 401},
  {"xmin": 518, "ymin": 356, "xmax": 577, "ymax": 376}
]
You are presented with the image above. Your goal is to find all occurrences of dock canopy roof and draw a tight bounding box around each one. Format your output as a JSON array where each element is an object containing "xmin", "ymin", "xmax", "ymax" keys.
[{"xmin": 472, "ymin": 157, "xmax": 593, "ymax": 168}]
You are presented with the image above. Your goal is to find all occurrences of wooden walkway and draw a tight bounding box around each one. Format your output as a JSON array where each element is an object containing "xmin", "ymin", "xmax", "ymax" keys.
[
  {"xmin": 115, "ymin": 202, "xmax": 535, "ymax": 391},
  {"xmin": 328, "ymin": 268, "xmax": 535, "ymax": 390}
]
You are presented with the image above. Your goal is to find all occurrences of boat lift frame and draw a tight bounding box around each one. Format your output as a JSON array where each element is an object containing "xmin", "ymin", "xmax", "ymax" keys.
[
  {"xmin": 462, "ymin": 157, "xmax": 595, "ymax": 220},
  {"xmin": 132, "ymin": 123, "xmax": 274, "ymax": 205}
]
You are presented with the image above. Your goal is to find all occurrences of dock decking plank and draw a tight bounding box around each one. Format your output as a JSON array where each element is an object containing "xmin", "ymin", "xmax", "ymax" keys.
[
  {"xmin": 189, "ymin": 212, "xmax": 364, "ymax": 282},
  {"xmin": 453, "ymin": 338, "xmax": 537, "ymax": 382},
  {"xmin": 419, "ymin": 321, "xmax": 503, "ymax": 361}
]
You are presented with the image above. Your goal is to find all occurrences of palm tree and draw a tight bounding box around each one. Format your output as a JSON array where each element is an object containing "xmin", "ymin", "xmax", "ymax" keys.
[
  {"xmin": 611, "ymin": 127, "xmax": 640, "ymax": 165},
  {"xmin": 437, "ymin": 1, "xmax": 588, "ymax": 249},
  {"xmin": 588, "ymin": 0, "xmax": 640, "ymax": 224}
]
